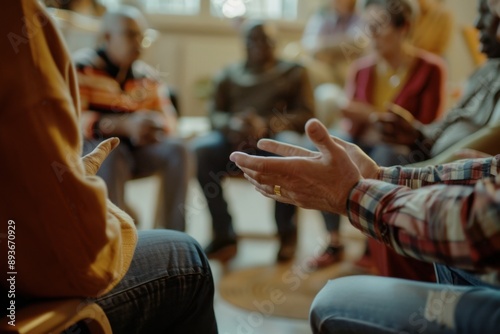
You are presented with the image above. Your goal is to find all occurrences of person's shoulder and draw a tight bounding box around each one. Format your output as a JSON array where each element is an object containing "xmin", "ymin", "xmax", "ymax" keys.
[
  {"xmin": 223, "ymin": 62, "xmax": 245, "ymax": 73},
  {"xmin": 351, "ymin": 54, "xmax": 377, "ymax": 71},
  {"xmin": 485, "ymin": 58, "xmax": 500, "ymax": 71},
  {"xmin": 275, "ymin": 59, "xmax": 307, "ymax": 73},
  {"xmin": 131, "ymin": 60, "xmax": 162, "ymax": 82},
  {"xmin": 72, "ymin": 48, "xmax": 104, "ymax": 70},
  {"xmin": 482, "ymin": 59, "xmax": 500, "ymax": 88},
  {"xmin": 215, "ymin": 62, "xmax": 244, "ymax": 80},
  {"xmin": 413, "ymin": 49, "xmax": 446, "ymax": 70}
]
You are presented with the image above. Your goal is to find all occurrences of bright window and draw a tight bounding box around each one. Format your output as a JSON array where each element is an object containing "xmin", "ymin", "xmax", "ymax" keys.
[
  {"xmin": 99, "ymin": 0, "xmax": 121, "ymax": 9},
  {"xmin": 211, "ymin": 0, "xmax": 298, "ymax": 20},
  {"xmin": 138, "ymin": 0, "xmax": 201, "ymax": 15},
  {"xmin": 100, "ymin": 0, "xmax": 299, "ymax": 20}
]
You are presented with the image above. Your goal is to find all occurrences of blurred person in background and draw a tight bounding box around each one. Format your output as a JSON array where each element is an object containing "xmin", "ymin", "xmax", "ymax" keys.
[
  {"xmin": 411, "ymin": 0, "xmax": 454, "ymax": 56},
  {"xmin": 74, "ymin": 6, "xmax": 191, "ymax": 231},
  {"xmin": 192, "ymin": 21, "xmax": 315, "ymax": 263},
  {"xmin": 299, "ymin": 0, "xmax": 361, "ymax": 128},
  {"xmin": 307, "ymin": 0, "xmax": 446, "ymax": 271}
]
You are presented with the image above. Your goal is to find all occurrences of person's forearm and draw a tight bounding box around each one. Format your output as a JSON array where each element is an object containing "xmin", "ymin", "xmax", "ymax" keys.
[
  {"xmin": 378, "ymin": 155, "xmax": 499, "ymax": 188},
  {"xmin": 410, "ymin": 124, "xmax": 500, "ymax": 167},
  {"xmin": 347, "ymin": 177, "xmax": 500, "ymax": 270}
]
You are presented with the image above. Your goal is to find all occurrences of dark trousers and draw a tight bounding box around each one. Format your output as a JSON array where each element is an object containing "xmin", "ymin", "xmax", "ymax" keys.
[{"xmin": 191, "ymin": 131, "xmax": 296, "ymax": 241}]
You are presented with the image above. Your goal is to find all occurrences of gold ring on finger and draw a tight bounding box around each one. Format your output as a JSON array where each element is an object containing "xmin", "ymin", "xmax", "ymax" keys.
[{"xmin": 274, "ymin": 185, "xmax": 282, "ymax": 197}]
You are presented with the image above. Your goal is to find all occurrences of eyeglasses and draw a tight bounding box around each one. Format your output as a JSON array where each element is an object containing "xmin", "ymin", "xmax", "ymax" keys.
[{"xmin": 113, "ymin": 28, "xmax": 158, "ymax": 49}]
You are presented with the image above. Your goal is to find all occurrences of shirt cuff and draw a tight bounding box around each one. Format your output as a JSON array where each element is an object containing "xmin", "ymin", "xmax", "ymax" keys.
[{"xmin": 347, "ymin": 179, "xmax": 401, "ymax": 245}]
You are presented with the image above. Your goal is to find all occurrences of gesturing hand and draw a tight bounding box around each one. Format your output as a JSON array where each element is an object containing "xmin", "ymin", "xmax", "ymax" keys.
[
  {"xmin": 82, "ymin": 137, "xmax": 120, "ymax": 175},
  {"xmin": 230, "ymin": 119, "xmax": 372, "ymax": 216}
]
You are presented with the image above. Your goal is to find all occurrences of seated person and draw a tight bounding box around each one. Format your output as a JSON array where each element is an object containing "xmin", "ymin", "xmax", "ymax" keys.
[
  {"xmin": 340, "ymin": 0, "xmax": 500, "ymax": 280},
  {"xmin": 376, "ymin": 0, "xmax": 500, "ymax": 166},
  {"xmin": 301, "ymin": 0, "xmax": 361, "ymax": 87},
  {"xmin": 75, "ymin": 6, "xmax": 191, "ymax": 231},
  {"xmin": 302, "ymin": 0, "xmax": 360, "ymax": 52},
  {"xmin": 411, "ymin": 0, "xmax": 454, "ymax": 56},
  {"xmin": 191, "ymin": 21, "xmax": 315, "ymax": 262},
  {"xmin": 309, "ymin": 0, "xmax": 446, "ymax": 271},
  {"xmin": 0, "ymin": 1, "xmax": 216, "ymax": 333},
  {"xmin": 230, "ymin": 118, "xmax": 500, "ymax": 334}
]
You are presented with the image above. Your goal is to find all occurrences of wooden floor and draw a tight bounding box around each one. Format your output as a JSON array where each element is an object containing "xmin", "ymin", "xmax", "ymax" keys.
[{"xmin": 127, "ymin": 175, "xmax": 366, "ymax": 334}]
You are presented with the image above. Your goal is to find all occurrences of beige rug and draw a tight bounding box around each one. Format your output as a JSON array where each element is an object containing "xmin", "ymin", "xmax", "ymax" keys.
[{"xmin": 219, "ymin": 238, "xmax": 366, "ymax": 320}]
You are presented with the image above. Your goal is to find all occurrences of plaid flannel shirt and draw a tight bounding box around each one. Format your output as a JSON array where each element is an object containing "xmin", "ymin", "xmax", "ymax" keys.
[{"xmin": 348, "ymin": 155, "xmax": 500, "ymax": 284}]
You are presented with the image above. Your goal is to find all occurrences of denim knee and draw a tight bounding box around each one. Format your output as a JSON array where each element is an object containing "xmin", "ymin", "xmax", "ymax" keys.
[
  {"xmin": 310, "ymin": 277, "xmax": 352, "ymax": 334},
  {"xmin": 163, "ymin": 230, "xmax": 212, "ymax": 272}
]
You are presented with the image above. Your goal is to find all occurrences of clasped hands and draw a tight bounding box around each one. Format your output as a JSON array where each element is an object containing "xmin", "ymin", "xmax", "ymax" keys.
[
  {"xmin": 226, "ymin": 109, "xmax": 268, "ymax": 149},
  {"xmin": 342, "ymin": 102, "xmax": 421, "ymax": 145},
  {"xmin": 125, "ymin": 111, "xmax": 167, "ymax": 147},
  {"xmin": 230, "ymin": 119, "xmax": 380, "ymax": 216}
]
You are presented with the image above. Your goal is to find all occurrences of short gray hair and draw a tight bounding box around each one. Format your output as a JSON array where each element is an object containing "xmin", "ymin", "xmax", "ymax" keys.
[{"xmin": 97, "ymin": 5, "xmax": 147, "ymax": 43}]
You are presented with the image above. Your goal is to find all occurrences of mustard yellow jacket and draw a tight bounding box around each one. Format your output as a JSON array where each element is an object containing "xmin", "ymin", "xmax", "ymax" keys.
[{"xmin": 0, "ymin": 0, "xmax": 137, "ymax": 298}]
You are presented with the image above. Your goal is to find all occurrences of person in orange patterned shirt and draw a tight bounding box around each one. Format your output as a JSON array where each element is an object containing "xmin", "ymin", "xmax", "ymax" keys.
[{"xmin": 75, "ymin": 6, "xmax": 191, "ymax": 231}]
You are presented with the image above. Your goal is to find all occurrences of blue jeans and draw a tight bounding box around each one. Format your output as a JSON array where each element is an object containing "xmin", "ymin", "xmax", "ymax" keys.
[
  {"xmin": 191, "ymin": 131, "xmax": 296, "ymax": 240},
  {"xmin": 310, "ymin": 266, "xmax": 500, "ymax": 333},
  {"xmin": 93, "ymin": 230, "xmax": 217, "ymax": 333}
]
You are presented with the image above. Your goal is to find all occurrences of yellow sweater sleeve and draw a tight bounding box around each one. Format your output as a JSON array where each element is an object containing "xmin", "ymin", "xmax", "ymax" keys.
[{"xmin": 0, "ymin": 0, "xmax": 137, "ymax": 298}]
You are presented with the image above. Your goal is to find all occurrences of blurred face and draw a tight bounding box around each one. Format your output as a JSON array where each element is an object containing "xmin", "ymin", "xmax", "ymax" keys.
[
  {"xmin": 245, "ymin": 25, "xmax": 275, "ymax": 65},
  {"xmin": 489, "ymin": 0, "xmax": 500, "ymax": 15},
  {"xmin": 363, "ymin": 5, "xmax": 409, "ymax": 58},
  {"xmin": 105, "ymin": 17, "xmax": 145, "ymax": 67},
  {"xmin": 475, "ymin": 0, "xmax": 500, "ymax": 58},
  {"xmin": 488, "ymin": 0, "xmax": 500, "ymax": 38}
]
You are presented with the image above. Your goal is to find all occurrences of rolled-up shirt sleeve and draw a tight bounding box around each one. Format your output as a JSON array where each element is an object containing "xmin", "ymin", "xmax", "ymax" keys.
[{"xmin": 347, "ymin": 156, "xmax": 500, "ymax": 270}]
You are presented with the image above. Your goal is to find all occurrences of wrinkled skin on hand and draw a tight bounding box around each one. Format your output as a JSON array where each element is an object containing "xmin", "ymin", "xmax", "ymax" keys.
[
  {"xmin": 82, "ymin": 137, "xmax": 120, "ymax": 175},
  {"xmin": 230, "ymin": 119, "xmax": 380, "ymax": 216}
]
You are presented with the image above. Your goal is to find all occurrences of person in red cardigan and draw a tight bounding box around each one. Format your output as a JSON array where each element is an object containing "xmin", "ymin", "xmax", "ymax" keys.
[
  {"xmin": 309, "ymin": 0, "xmax": 446, "ymax": 273},
  {"xmin": 340, "ymin": 0, "xmax": 446, "ymax": 159}
]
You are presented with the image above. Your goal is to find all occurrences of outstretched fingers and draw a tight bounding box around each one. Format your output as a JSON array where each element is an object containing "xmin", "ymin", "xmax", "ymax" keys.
[
  {"xmin": 257, "ymin": 139, "xmax": 317, "ymax": 158},
  {"xmin": 305, "ymin": 119, "xmax": 344, "ymax": 159},
  {"xmin": 230, "ymin": 151, "xmax": 291, "ymax": 175},
  {"xmin": 242, "ymin": 173, "xmax": 296, "ymax": 205}
]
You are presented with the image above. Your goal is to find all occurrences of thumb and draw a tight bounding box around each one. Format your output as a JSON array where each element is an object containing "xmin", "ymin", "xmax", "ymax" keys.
[
  {"xmin": 305, "ymin": 119, "xmax": 340, "ymax": 158},
  {"xmin": 387, "ymin": 103, "xmax": 414, "ymax": 124},
  {"xmin": 82, "ymin": 137, "xmax": 120, "ymax": 175}
]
